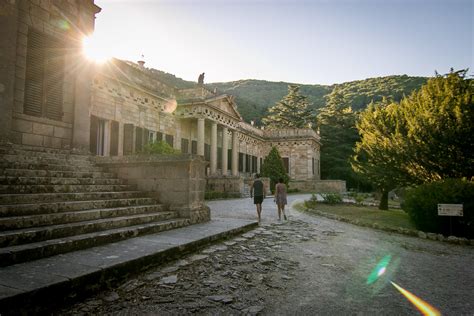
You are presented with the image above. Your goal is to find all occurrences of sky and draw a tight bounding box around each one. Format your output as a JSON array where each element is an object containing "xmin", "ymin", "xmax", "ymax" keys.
[{"xmin": 91, "ymin": 0, "xmax": 473, "ymax": 85}]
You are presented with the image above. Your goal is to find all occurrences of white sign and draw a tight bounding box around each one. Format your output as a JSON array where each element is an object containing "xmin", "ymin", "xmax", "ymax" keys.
[{"xmin": 438, "ymin": 204, "xmax": 463, "ymax": 216}]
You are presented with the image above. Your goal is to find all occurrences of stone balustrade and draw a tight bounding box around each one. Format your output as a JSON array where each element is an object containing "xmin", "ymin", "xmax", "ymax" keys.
[{"xmin": 263, "ymin": 128, "xmax": 320, "ymax": 140}]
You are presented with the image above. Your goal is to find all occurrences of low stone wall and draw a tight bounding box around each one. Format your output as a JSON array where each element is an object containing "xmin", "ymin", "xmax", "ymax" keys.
[
  {"xmin": 206, "ymin": 176, "xmax": 243, "ymax": 195},
  {"xmin": 95, "ymin": 154, "xmax": 210, "ymax": 223},
  {"xmin": 290, "ymin": 179, "xmax": 346, "ymax": 193}
]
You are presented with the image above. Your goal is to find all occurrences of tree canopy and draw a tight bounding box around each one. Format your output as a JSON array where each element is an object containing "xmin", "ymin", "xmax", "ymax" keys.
[
  {"xmin": 352, "ymin": 70, "xmax": 474, "ymax": 209},
  {"xmin": 260, "ymin": 146, "xmax": 290, "ymax": 191},
  {"xmin": 262, "ymin": 85, "xmax": 314, "ymax": 129}
]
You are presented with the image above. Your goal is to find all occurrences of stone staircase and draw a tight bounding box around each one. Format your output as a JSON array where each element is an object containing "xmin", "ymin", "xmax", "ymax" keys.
[{"xmin": 0, "ymin": 144, "xmax": 190, "ymax": 267}]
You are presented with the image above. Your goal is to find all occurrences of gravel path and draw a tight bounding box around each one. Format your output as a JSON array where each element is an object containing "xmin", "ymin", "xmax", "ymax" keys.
[{"xmin": 61, "ymin": 195, "xmax": 474, "ymax": 315}]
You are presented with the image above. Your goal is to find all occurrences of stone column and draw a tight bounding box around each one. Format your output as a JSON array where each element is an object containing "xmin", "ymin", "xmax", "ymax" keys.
[
  {"xmin": 197, "ymin": 118, "xmax": 205, "ymax": 156},
  {"xmin": 222, "ymin": 127, "xmax": 228, "ymax": 176},
  {"xmin": 210, "ymin": 122, "xmax": 217, "ymax": 174},
  {"xmin": 231, "ymin": 131, "xmax": 239, "ymax": 176},
  {"xmin": 0, "ymin": 3, "xmax": 18, "ymax": 143}
]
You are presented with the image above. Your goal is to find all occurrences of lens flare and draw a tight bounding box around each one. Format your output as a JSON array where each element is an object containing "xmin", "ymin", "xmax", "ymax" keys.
[
  {"xmin": 391, "ymin": 282, "xmax": 441, "ymax": 316},
  {"xmin": 367, "ymin": 255, "xmax": 391, "ymax": 285},
  {"xmin": 82, "ymin": 36, "xmax": 110, "ymax": 64}
]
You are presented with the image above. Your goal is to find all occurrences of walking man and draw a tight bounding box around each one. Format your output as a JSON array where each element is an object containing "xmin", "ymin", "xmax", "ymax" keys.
[{"xmin": 250, "ymin": 174, "xmax": 266, "ymax": 222}]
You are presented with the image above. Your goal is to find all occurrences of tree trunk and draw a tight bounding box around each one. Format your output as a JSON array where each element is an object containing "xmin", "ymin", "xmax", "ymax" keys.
[{"xmin": 378, "ymin": 189, "xmax": 389, "ymax": 210}]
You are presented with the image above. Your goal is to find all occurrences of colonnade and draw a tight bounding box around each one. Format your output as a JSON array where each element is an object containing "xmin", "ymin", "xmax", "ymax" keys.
[{"xmin": 196, "ymin": 118, "xmax": 256, "ymax": 177}]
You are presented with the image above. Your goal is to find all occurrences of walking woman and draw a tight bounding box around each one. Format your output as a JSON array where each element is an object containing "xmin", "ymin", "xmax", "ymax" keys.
[{"xmin": 275, "ymin": 178, "xmax": 288, "ymax": 220}]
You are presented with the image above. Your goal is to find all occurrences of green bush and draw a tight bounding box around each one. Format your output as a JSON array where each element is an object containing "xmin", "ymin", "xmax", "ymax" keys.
[
  {"xmin": 322, "ymin": 193, "xmax": 343, "ymax": 205},
  {"xmin": 402, "ymin": 179, "xmax": 474, "ymax": 238},
  {"xmin": 141, "ymin": 141, "xmax": 180, "ymax": 155},
  {"xmin": 304, "ymin": 193, "xmax": 319, "ymax": 209}
]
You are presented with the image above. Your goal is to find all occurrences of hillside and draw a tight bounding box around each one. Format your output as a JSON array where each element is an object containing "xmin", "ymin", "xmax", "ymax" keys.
[
  {"xmin": 208, "ymin": 75, "xmax": 427, "ymax": 122},
  {"xmin": 141, "ymin": 64, "xmax": 428, "ymax": 123}
]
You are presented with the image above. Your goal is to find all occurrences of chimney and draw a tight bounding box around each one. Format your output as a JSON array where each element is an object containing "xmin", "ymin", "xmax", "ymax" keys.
[{"xmin": 138, "ymin": 54, "xmax": 145, "ymax": 68}]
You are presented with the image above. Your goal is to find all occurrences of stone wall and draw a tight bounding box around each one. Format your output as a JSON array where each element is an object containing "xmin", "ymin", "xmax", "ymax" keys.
[
  {"xmin": 95, "ymin": 154, "xmax": 210, "ymax": 223},
  {"xmin": 8, "ymin": 0, "xmax": 100, "ymax": 149},
  {"xmin": 289, "ymin": 180, "xmax": 346, "ymax": 193},
  {"xmin": 206, "ymin": 176, "xmax": 243, "ymax": 195}
]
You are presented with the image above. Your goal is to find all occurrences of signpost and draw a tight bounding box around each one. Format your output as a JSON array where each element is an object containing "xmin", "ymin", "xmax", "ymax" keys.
[{"xmin": 438, "ymin": 204, "xmax": 463, "ymax": 236}]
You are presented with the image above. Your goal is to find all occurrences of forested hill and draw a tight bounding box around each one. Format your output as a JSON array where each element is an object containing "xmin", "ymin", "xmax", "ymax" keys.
[
  {"xmin": 208, "ymin": 80, "xmax": 331, "ymax": 124},
  {"xmin": 208, "ymin": 75, "xmax": 428, "ymax": 122},
  {"xmin": 139, "ymin": 63, "xmax": 428, "ymax": 123}
]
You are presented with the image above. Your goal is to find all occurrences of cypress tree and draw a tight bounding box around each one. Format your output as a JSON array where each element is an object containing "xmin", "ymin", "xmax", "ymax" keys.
[
  {"xmin": 260, "ymin": 146, "xmax": 290, "ymax": 192},
  {"xmin": 262, "ymin": 85, "xmax": 314, "ymax": 129}
]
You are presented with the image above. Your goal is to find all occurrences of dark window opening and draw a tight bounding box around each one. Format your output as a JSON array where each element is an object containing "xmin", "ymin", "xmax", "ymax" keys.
[
  {"xmin": 24, "ymin": 29, "xmax": 65, "ymax": 121},
  {"xmin": 181, "ymin": 138, "xmax": 189, "ymax": 153},
  {"xmin": 165, "ymin": 134, "xmax": 174, "ymax": 147}
]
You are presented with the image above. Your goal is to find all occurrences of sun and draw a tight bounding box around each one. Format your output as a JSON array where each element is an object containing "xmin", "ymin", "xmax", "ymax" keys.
[{"xmin": 82, "ymin": 35, "xmax": 111, "ymax": 63}]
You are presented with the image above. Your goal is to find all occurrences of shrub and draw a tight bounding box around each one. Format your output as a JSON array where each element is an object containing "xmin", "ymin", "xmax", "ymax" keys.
[
  {"xmin": 304, "ymin": 193, "xmax": 319, "ymax": 209},
  {"xmin": 402, "ymin": 179, "xmax": 474, "ymax": 238},
  {"xmin": 141, "ymin": 141, "xmax": 180, "ymax": 155},
  {"xmin": 260, "ymin": 146, "xmax": 290, "ymax": 192},
  {"xmin": 322, "ymin": 193, "xmax": 343, "ymax": 205}
]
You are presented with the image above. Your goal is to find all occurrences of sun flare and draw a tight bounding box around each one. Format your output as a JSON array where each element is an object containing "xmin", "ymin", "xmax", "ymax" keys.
[{"xmin": 82, "ymin": 35, "xmax": 111, "ymax": 63}]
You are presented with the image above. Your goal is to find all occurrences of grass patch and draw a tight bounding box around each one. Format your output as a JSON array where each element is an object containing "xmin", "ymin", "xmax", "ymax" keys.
[{"xmin": 299, "ymin": 203, "xmax": 415, "ymax": 230}]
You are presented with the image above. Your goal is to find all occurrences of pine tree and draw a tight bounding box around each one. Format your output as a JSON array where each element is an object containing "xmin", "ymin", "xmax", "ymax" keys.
[
  {"xmin": 262, "ymin": 85, "xmax": 314, "ymax": 129},
  {"xmin": 260, "ymin": 146, "xmax": 290, "ymax": 192},
  {"xmin": 317, "ymin": 87, "xmax": 369, "ymax": 190}
]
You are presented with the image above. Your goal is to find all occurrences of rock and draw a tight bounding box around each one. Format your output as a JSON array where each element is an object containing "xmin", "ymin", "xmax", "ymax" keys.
[
  {"xmin": 161, "ymin": 266, "xmax": 179, "ymax": 274},
  {"xmin": 426, "ymin": 233, "xmax": 438, "ymax": 241},
  {"xmin": 243, "ymin": 305, "xmax": 264, "ymax": 315},
  {"xmin": 418, "ymin": 231, "xmax": 427, "ymax": 239},
  {"xmin": 144, "ymin": 271, "xmax": 162, "ymax": 281},
  {"xmin": 242, "ymin": 233, "xmax": 255, "ymax": 238},
  {"xmin": 246, "ymin": 255, "xmax": 259, "ymax": 261},
  {"xmin": 189, "ymin": 254, "xmax": 208, "ymax": 262},
  {"xmin": 160, "ymin": 275, "xmax": 178, "ymax": 284},
  {"xmin": 119, "ymin": 279, "xmax": 144, "ymax": 292},
  {"xmin": 234, "ymin": 237, "xmax": 247, "ymax": 242},
  {"xmin": 215, "ymin": 245, "xmax": 228, "ymax": 251},
  {"xmin": 206, "ymin": 295, "xmax": 233, "ymax": 303},
  {"xmin": 101, "ymin": 291, "xmax": 120, "ymax": 302},
  {"xmin": 177, "ymin": 259, "xmax": 190, "ymax": 267},
  {"xmin": 224, "ymin": 241, "xmax": 237, "ymax": 246},
  {"xmin": 202, "ymin": 248, "xmax": 216, "ymax": 254}
]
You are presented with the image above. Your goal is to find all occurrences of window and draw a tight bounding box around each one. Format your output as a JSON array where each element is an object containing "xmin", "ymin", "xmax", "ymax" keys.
[
  {"xmin": 110, "ymin": 121, "xmax": 119, "ymax": 156},
  {"xmin": 148, "ymin": 131, "xmax": 156, "ymax": 143},
  {"xmin": 238, "ymin": 153, "xmax": 244, "ymax": 172},
  {"xmin": 228, "ymin": 149, "xmax": 232, "ymax": 171},
  {"xmin": 191, "ymin": 140, "xmax": 197, "ymax": 154},
  {"xmin": 135, "ymin": 127, "xmax": 143, "ymax": 151},
  {"xmin": 24, "ymin": 29, "xmax": 65, "ymax": 121},
  {"xmin": 165, "ymin": 134, "xmax": 174, "ymax": 147},
  {"xmin": 204, "ymin": 144, "xmax": 210, "ymax": 161},
  {"xmin": 123, "ymin": 124, "xmax": 134, "ymax": 155},
  {"xmin": 181, "ymin": 138, "xmax": 189, "ymax": 153},
  {"xmin": 282, "ymin": 157, "xmax": 289, "ymax": 174}
]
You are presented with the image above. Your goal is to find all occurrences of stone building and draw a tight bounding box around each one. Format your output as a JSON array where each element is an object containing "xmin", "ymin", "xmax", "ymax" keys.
[{"xmin": 0, "ymin": 0, "xmax": 345, "ymax": 194}]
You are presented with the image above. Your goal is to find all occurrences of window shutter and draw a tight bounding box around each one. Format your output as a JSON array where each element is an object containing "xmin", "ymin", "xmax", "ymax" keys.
[
  {"xmin": 24, "ymin": 29, "xmax": 64, "ymax": 121},
  {"xmin": 24, "ymin": 30, "xmax": 44, "ymax": 117},
  {"xmin": 44, "ymin": 36, "xmax": 64, "ymax": 121}
]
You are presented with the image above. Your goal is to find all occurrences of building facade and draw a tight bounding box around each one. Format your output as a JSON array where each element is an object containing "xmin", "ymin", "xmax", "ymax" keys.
[{"xmin": 0, "ymin": 0, "xmax": 337, "ymax": 193}]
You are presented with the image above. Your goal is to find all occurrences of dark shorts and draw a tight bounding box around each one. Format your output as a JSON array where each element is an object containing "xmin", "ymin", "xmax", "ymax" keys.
[{"xmin": 254, "ymin": 195, "xmax": 264, "ymax": 205}]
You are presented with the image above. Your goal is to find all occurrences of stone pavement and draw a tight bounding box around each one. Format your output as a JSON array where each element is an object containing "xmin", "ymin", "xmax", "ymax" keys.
[
  {"xmin": 0, "ymin": 217, "xmax": 257, "ymax": 315},
  {"xmin": 59, "ymin": 194, "xmax": 474, "ymax": 315}
]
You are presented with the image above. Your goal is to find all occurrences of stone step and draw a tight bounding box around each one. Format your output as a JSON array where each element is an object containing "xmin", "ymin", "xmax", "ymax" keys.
[
  {"xmin": 0, "ymin": 161, "xmax": 103, "ymax": 172},
  {"xmin": 0, "ymin": 168, "xmax": 116, "ymax": 179},
  {"xmin": 0, "ymin": 211, "xmax": 178, "ymax": 248},
  {"xmin": 0, "ymin": 217, "xmax": 189, "ymax": 266},
  {"xmin": 1, "ymin": 154, "xmax": 94, "ymax": 166},
  {"xmin": 0, "ymin": 183, "xmax": 135, "ymax": 194},
  {"xmin": 3, "ymin": 144, "xmax": 82, "ymax": 155},
  {"xmin": 0, "ymin": 204, "xmax": 166, "ymax": 230},
  {"xmin": 0, "ymin": 197, "xmax": 158, "ymax": 217},
  {"xmin": 0, "ymin": 191, "xmax": 149, "ymax": 205},
  {"xmin": 0, "ymin": 176, "xmax": 125, "ymax": 186}
]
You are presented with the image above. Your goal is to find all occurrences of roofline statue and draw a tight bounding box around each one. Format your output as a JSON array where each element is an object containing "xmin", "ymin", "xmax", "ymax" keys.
[{"xmin": 198, "ymin": 72, "xmax": 205, "ymax": 85}]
